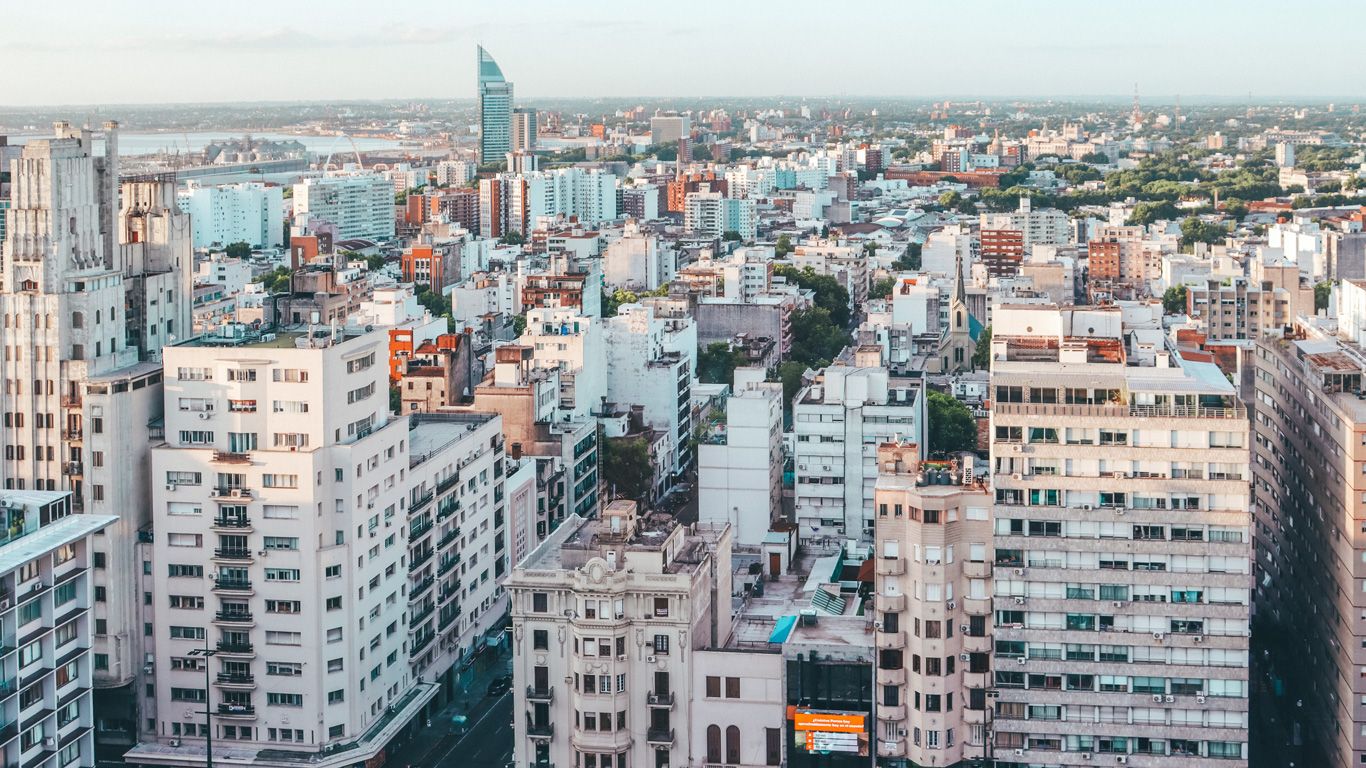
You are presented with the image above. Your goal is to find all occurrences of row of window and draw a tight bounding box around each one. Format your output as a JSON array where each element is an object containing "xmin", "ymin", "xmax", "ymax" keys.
[{"xmin": 992, "ymin": 671, "xmax": 1247, "ymax": 696}]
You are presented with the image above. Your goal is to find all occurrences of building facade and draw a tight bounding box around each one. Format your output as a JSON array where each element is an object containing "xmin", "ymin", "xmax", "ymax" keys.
[
  {"xmin": 477, "ymin": 46, "xmax": 514, "ymax": 164},
  {"xmin": 292, "ymin": 173, "xmax": 396, "ymax": 242}
]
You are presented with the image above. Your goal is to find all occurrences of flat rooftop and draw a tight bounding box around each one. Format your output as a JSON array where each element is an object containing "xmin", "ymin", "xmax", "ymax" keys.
[
  {"xmin": 408, "ymin": 412, "xmax": 497, "ymax": 468},
  {"xmin": 728, "ymin": 550, "xmax": 873, "ymax": 652},
  {"xmin": 180, "ymin": 324, "xmax": 371, "ymax": 349}
]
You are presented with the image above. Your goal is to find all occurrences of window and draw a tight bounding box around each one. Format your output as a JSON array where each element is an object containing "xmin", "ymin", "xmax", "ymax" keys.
[
  {"xmin": 263, "ymin": 536, "xmax": 299, "ymax": 550},
  {"xmin": 707, "ymin": 725, "xmax": 722, "ymax": 764},
  {"xmin": 532, "ymin": 593, "xmax": 548, "ymax": 613},
  {"xmin": 726, "ymin": 676, "xmax": 740, "ymax": 698},
  {"xmin": 533, "ymin": 630, "xmax": 549, "ymax": 650},
  {"xmin": 766, "ymin": 727, "xmax": 782, "ymax": 766},
  {"xmin": 263, "ymin": 474, "xmax": 298, "ymax": 488},
  {"xmin": 169, "ymin": 626, "xmax": 206, "ymax": 640},
  {"xmin": 167, "ymin": 533, "xmax": 202, "ymax": 547},
  {"xmin": 726, "ymin": 725, "xmax": 741, "ymax": 764},
  {"xmin": 267, "ymin": 662, "xmax": 303, "ymax": 676},
  {"xmin": 653, "ymin": 597, "xmax": 669, "ymax": 617},
  {"xmin": 265, "ymin": 631, "xmax": 302, "ymax": 646},
  {"xmin": 170, "ymin": 687, "xmax": 206, "ymax": 702},
  {"xmin": 265, "ymin": 568, "xmax": 301, "ymax": 582},
  {"xmin": 267, "ymin": 692, "xmax": 304, "ymax": 707},
  {"xmin": 227, "ymin": 368, "xmax": 257, "ymax": 382},
  {"xmin": 328, "ymin": 690, "xmax": 345, "ymax": 704},
  {"xmin": 265, "ymin": 600, "xmax": 302, "ymax": 614},
  {"xmin": 706, "ymin": 676, "xmax": 720, "ymax": 698},
  {"xmin": 653, "ymin": 634, "xmax": 669, "ymax": 655}
]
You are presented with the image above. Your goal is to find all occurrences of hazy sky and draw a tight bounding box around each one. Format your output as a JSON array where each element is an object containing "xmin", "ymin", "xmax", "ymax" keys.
[{"xmin": 6, "ymin": 0, "xmax": 1363, "ymax": 106}]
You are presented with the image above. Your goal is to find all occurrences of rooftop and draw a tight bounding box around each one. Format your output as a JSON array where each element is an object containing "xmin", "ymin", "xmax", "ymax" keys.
[
  {"xmin": 179, "ymin": 323, "xmax": 373, "ymax": 350},
  {"xmin": 0, "ymin": 512, "xmax": 117, "ymax": 576},
  {"xmin": 727, "ymin": 550, "xmax": 874, "ymax": 653},
  {"xmin": 408, "ymin": 412, "xmax": 497, "ymax": 468}
]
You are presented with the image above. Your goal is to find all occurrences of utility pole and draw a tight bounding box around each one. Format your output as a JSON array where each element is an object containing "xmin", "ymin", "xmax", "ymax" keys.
[{"xmin": 188, "ymin": 639, "xmax": 219, "ymax": 768}]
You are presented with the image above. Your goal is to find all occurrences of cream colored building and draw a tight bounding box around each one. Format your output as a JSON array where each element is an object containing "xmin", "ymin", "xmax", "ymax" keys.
[
  {"xmin": 988, "ymin": 305, "xmax": 1251, "ymax": 765},
  {"xmin": 873, "ymin": 442, "xmax": 993, "ymax": 766}
]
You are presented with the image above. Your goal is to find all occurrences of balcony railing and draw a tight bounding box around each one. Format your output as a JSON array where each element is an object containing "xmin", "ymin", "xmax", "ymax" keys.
[
  {"xmin": 216, "ymin": 703, "xmax": 255, "ymax": 716},
  {"xmin": 216, "ymin": 673, "xmax": 255, "ymax": 685},
  {"xmin": 646, "ymin": 727, "xmax": 675, "ymax": 745},
  {"xmin": 212, "ymin": 516, "xmax": 252, "ymax": 528},
  {"xmin": 215, "ymin": 641, "xmax": 254, "ymax": 654},
  {"xmin": 213, "ymin": 547, "xmax": 252, "ymax": 559},
  {"xmin": 214, "ymin": 578, "xmax": 252, "ymax": 591},
  {"xmin": 410, "ymin": 605, "xmax": 435, "ymax": 625},
  {"xmin": 214, "ymin": 611, "xmax": 253, "ymax": 623},
  {"xmin": 408, "ymin": 550, "xmax": 434, "ymax": 572},
  {"xmin": 526, "ymin": 686, "xmax": 554, "ymax": 703},
  {"xmin": 409, "ymin": 518, "xmax": 433, "ymax": 539},
  {"xmin": 646, "ymin": 691, "xmax": 674, "ymax": 708},
  {"xmin": 211, "ymin": 486, "xmax": 253, "ymax": 500},
  {"xmin": 527, "ymin": 722, "xmax": 554, "ymax": 739}
]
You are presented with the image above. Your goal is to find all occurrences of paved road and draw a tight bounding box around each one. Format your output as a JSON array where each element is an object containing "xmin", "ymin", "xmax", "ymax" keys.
[{"xmin": 415, "ymin": 690, "xmax": 513, "ymax": 768}]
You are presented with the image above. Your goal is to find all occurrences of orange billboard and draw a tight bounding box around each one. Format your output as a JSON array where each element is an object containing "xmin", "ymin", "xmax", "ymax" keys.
[{"xmin": 792, "ymin": 711, "xmax": 865, "ymax": 734}]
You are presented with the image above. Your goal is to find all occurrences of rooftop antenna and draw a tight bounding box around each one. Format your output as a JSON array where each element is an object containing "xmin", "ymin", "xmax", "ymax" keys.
[{"xmin": 1131, "ymin": 83, "xmax": 1142, "ymax": 125}]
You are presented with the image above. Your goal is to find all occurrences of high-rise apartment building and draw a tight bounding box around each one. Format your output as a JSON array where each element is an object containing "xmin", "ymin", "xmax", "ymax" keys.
[
  {"xmin": 0, "ymin": 490, "xmax": 115, "ymax": 768},
  {"xmin": 292, "ymin": 173, "xmax": 396, "ymax": 242},
  {"xmin": 792, "ymin": 346, "xmax": 926, "ymax": 544},
  {"xmin": 480, "ymin": 169, "xmax": 617, "ymax": 237},
  {"xmin": 684, "ymin": 191, "xmax": 756, "ymax": 241},
  {"xmin": 988, "ymin": 304, "xmax": 1251, "ymax": 765},
  {"xmin": 698, "ymin": 369, "xmax": 784, "ymax": 545},
  {"xmin": 130, "ymin": 324, "xmax": 510, "ymax": 768},
  {"xmin": 649, "ymin": 114, "xmax": 690, "ymax": 146},
  {"xmin": 1247, "ymin": 291, "xmax": 1366, "ymax": 767},
  {"xmin": 872, "ymin": 442, "xmax": 993, "ymax": 766},
  {"xmin": 477, "ymin": 46, "xmax": 514, "ymax": 164},
  {"xmin": 177, "ymin": 181, "xmax": 284, "ymax": 250},
  {"xmin": 1, "ymin": 121, "xmax": 193, "ymax": 753},
  {"xmin": 511, "ymin": 108, "xmax": 538, "ymax": 153}
]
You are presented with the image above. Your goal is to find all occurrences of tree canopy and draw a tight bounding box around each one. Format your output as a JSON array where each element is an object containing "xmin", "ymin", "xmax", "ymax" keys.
[
  {"xmin": 870, "ymin": 277, "xmax": 895, "ymax": 300},
  {"xmin": 225, "ymin": 241, "xmax": 251, "ymax": 259},
  {"xmin": 255, "ymin": 266, "xmax": 292, "ymax": 294},
  {"xmin": 774, "ymin": 234, "xmax": 793, "ymax": 257},
  {"xmin": 1316, "ymin": 281, "xmax": 1333, "ymax": 312},
  {"xmin": 1179, "ymin": 217, "xmax": 1227, "ymax": 248},
  {"xmin": 927, "ymin": 390, "xmax": 977, "ymax": 455},
  {"xmin": 972, "ymin": 326, "xmax": 993, "ymax": 370},
  {"xmin": 1162, "ymin": 285, "xmax": 1189, "ymax": 316},
  {"xmin": 788, "ymin": 307, "xmax": 851, "ymax": 369},
  {"xmin": 774, "ymin": 265, "xmax": 851, "ymax": 326},
  {"xmin": 892, "ymin": 242, "xmax": 922, "ymax": 272},
  {"xmin": 697, "ymin": 342, "xmax": 746, "ymax": 385},
  {"xmin": 601, "ymin": 436, "xmax": 654, "ymax": 501}
]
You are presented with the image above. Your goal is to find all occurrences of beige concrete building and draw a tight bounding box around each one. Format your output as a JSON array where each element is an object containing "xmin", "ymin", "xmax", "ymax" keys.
[
  {"xmin": 1185, "ymin": 259, "xmax": 1314, "ymax": 342},
  {"xmin": 504, "ymin": 501, "xmax": 733, "ymax": 768},
  {"xmin": 872, "ymin": 442, "xmax": 993, "ymax": 766},
  {"xmin": 1248, "ymin": 311, "xmax": 1366, "ymax": 768},
  {"xmin": 988, "ymin": 304, "xmax": 1251, "ymax": 766}
]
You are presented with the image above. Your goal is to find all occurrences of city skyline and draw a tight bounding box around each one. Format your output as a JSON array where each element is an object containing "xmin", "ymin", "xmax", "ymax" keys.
[{"xmin": 6, "ymin": 0, "xmax": 1366, "ymax": 106}]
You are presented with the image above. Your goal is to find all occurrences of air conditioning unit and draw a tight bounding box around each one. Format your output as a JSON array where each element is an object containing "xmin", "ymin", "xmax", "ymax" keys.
[
  {"xmin": 1117, "ymin": 758, "xmax": 1128, "ymax": 765},
  {"xmin": 1153, "ymin": 632, "xmax": 1165, "ymax": 641},
  {"xmin": 945, "ymin": 601, "xmax": 955, "ymax": 610},
  {"xmin": 1196, "ymin": 695, "xmax": 1207, "ymax": 704},
  {"xmin": 143, "ymin": 663, "xmax": 154, "ymax": 674},
  {"xmin": 169, "ymin": 739, "xmax": 181, "ymax": 748},
  {"xmin": 1010, "ymin": 445, "xmax": 1023, "ymax": 453},
  {"xmin": 1193, "ymin": 635, "xmax": 1204, "ymax": 644},
  {"xmin": 1014, "ymin": 596, "xmax": 1026, "ymax": 605},
  {"xmin": 1014, "ymin": 749, "xmax": 1025, "ymax": 756},
  {"xmin": 166, "ymin": 484, "xmax": 176, "ymax": 492},
  {"xmin": 1013, "ymin": 568, "xmax": 1025, "ymax": 576},
  {"xmin": 1164, "ymin": 695, "xmax": 1174, "ymax": 703},
  {"xmin": 1016, "ymin": 656, "xmax": 1027, "ymax": 664},
  {"xmin": 229, "ymin": 488, "xmax": 243, "ymax": 498},
  {"xmin": 1114, "ymin": 508, "xmax": 1125, "ymax": 516},
  {"xmin": 1111, "ymin": 471, "xmax": 1126, "ymax": 479},
  {"xmin": 960, "ymin": 624, "xmax": 970, "ymax": 634},
  {"xmin": 617, "ymin": 655, "xmax": 626, "ymax": 662},
  {"xmin": 0, "ymin": 599, "xmax": 9, "ymax": 610},
  {"xmin": 1079, "ymin": 503, "xmax": 1092, "ymax": 510},
  {"xmin": 1152, "ymin": 694, "xmax": 1164, "ymax": 703},
  {"xmin": 897, "ymin": 728, "xmax": 908, "ymax": 737},
  {"xmin": 959, "ymin": 653, "xmax": 970, "ymax": 661},
  {"xmin": 646, "ymin": 655, "xmax": 657, "ymax": 663},
  {"xmin": 1112, "ymin": 601, "xmax": 1124, "ymax": 608},
  {"xmin": 873, "ymin": 621, "xmax": 884, "ymax": 631},
  {"xmin": 199, "ymin": 412, "xmax": 212, "ymax": 420},
  {"xmin": 1011, "ymin": 473, "xmax": 1023, "ymax": 481},
  {"xmin": 43, "ymin": 738, "xmax": 54, "ymax": 747},
  {"xmin": 1081, "ymin": 753, "xmax": 1092, "ymax": 761}
]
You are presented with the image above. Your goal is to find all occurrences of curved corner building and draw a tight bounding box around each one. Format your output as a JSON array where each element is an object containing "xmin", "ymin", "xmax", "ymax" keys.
[{"xmin": 477, "ymin": 45, "xmax": 514, "ymax": 164}]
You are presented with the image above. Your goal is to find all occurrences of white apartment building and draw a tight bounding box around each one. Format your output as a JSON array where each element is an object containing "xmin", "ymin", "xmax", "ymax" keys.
[
  {"xmin": 0, "ymin": 491, "xmax": 115, "ymax": 768},
  {"xmin": 177, "ymin": 182, "xmax": 284, "ymax": 249},
  {"xmin": 505, "ymin": 501, "xmax": 732, "ymax": 768},
  {"xmin": 684, "ymin": 192, "xmax": 756, "ymax": 241},
  {"xmin": 649, "ymin": 115, "xmax": 690, "ymax": 146},
  {"xmin": 293, "ymin": 173, "xmax": 396, "ymax": 243},
  {"xmin": 602, "ymin": 223, "xmax": 675, "ymax": 291},
  {"xmin": 130, "ymin": 325, "xmax": 444, "ymax": 768},
  {"xmin": 980, "ymin": 198, "xmax": 1070, "ymax": 250},
  {"xmin": 872, "ymin": 443, "xmax": 993, "ymax": 766},
  {"xmin": 697, "ymin": 369, "xmax": 783, "ymax": 546},
  {"xmin": 435, "ymin": 160, "xmax": 476, "ymax": 187},
  {"xmin": 522, "ymin": 308, "xmax": 606, "ymax": 422},
  {"xmin": 481, "ymin": 169, "xmax": 618, "ymax": 237},
  {"xmin": 2, "ymin": 122, "xmax": 193, "ymax": 749},
  {"xmin": 988, "ymin": 305, "xmax": 1251, "ymax": 765},
  {"xmin": 603, "ymin": 304, "xmax": 696, "ymax": 476},
  {"xmin": 793, "ymin": 347, "xmax": 927, "ymax": 544}
]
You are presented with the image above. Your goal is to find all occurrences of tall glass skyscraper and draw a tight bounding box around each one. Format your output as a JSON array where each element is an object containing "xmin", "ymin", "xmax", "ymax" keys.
[{"xmin": 477, "ymin": 45, "xmax": 513, "ymax": 164}]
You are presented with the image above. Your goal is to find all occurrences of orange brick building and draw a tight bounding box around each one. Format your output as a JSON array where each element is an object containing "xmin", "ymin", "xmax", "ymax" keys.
[{"xmin": 980, "ymin": 228, "xmax": 1025, "ymax": 277}]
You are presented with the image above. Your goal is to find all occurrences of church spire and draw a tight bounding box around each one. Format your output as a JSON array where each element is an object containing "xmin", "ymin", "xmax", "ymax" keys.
[{"xmin": 953, "ymin": 246, "xmax": 966, "ymax": 306}]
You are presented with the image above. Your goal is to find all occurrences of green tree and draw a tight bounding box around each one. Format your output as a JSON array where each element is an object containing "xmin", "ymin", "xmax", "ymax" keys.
[
  {"xmin": 722, "ymin": 230, "xmax": 743, "ymax": 242},
  {"xmin": 512, "ymin": 314, "xmax": 528, "ymax": 336},
  {"xmin": 972, "ymin": 326, "xmax": 992, "ymax": 369},
  {"xmin": 1162, "ymin": 285, "xmax": 1189, "ymax": 315},
  {"xmin": 1080, "ymin": 152, "xmax": 1110, "ymax": 164},
  {"xmin": 788, "ymin": 307, "xmax": 851, "ymax": 368},
  {"xmin": 255, "ymin": 266, "xmax": 292, "ymax": 294},
  {"xmin": 414, "ymin": 284, "xmax": 451, "ymax": 318},
  {"xmin": 775, "ymin": 234, "xmax": 793, "ymax": 257},
  {"xmin": 697, "ymin": 342, "xmax": 746, "ymax": 385},
  {"xmin": 892, "ymin": 242, "xmax": 922, "ymax": 271},
  {"xmin": 601, "ymin": 436, "xmax": 653, "ymax": 501},
  {"xmin": 692, "ymin": 143, "xmax": 711, "ymax": 161},
  {"xmin": 225, "ymin": 241, "xmax": 252, "ymax": 259},
  {"xmin": 927, "ymin": 390, "xmax": 977, "ymax": 455},
  {"xmin": 938, "ymin": 190, "xmax": 962, "ymax": 210},
  {"xmin": 775, "ymin": 361, "xmax": 808, "ymax": 410},
  {"xmin": 389, "ymin": 385, "xmax": 401, "ymax": 414},
  {"xmin": 499, "ymin": 231, "xmax": 526, "ymax": 246},
  {"xmin": 870, "ymin": 277, "xmax": 895, "ymax": 300},
  {"xmin": 1179, "ymin": 217, "xmax": 1227, "ymax": 248},
  {"xmin": 363, "ymin": 253, "xmax": 386, "ymax": 272},
  {"xmin": 773, "ymin": 265, "xmax": 851, "ymax": 326},
  {"xmin": 1316, "ymin": 281, "xmax": 1333, "ymax": 312}
]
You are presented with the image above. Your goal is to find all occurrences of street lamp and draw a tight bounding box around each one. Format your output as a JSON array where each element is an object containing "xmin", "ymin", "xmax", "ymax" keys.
[{"xmin": 188, "ymin": 639, "xmax": 219, "ymax": 768}]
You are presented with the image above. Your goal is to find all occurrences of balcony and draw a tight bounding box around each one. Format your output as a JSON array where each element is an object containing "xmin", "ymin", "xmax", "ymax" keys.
[
  {"xmin": 645, "ymin": 727, "xmax": 675, "ymax": 747},
  {"xmin": 409, "ymin": 517, "xmax": 433, "ymax": 539},
  {"xmin": 213, "ymin": 611, "xmax": 254, "ymax": 624},
  {"xmin": 964, "ymin": 560, "xmax": 992, "ymax": 578},
  {"xmin": 877, "ymin": 667, "xmax": 907, "ymax": 687},
  {"xmin": 875, "ymin": 557, "xmax": 905, "ymax": 576},
  {"xmin": 411, "ymin": 491, "xmax": 435, "ymax": 513},
  {"xmin": 439, "ymin": 553, "xmax": 461, "ymax": 571},
  {"xmin": 439, "ymin": 611, "xmax": 459, "ymax": 631},
  {"xmin": 216, "ymin": 640, "xmax": 254, "ymax": 654},
  {"xmin": 211, "ymin": 516, "xmax": 252, "ymax": 530},
  {"xmin": 875, "ymin": 630, "xmax": 906, "ymax": 650},
  {"xmin": 216, "ymin": 703, "xmax": 255, "ymax": 717},
  {"xmin": 879, "ymin": 593, "xmax": 906, "ymax": 612},
  {"xmin": 526, "ymin": 686, "xmax": 554, "ymax": 704},
  {"xmin": 410, "ymin": 604, "xmax": 435, "ymax": 625},
  {"xmin": 409, "ymin": 576, "xmax": 435, "ymax": 598},
  {"xmin": 877, "ymin": 703, "xmax": 906, "ymax": 721},
  {"xmin": 646, "ymin": 691, "xmax": 674, "ymax": 709},
  {"xmin": 213, "ymin": 547, "xmax": 252, "ymax": 560},
  {"xmin": 412, "ymin": 633, "xmax": 435, "ymax": 654},
  {"xmin": 211, "ymin": 451, "xmax": 252, "ymax": 464},
  {"xmin": 211, "ymin": 486, "xmax": 253, "ymax": 501},
  {"xmin": 213, "ymin": 577, "xmax": 252, "ymax": 592},
  {"xmin": 61, "ymin": 461, "xmax": 83, "ymax": 476},
  {"xmin": 527, "ymin": 722, "xmax": 554, "ymax": 741},
  {"xmin": 215, "ymin": 673, "xmax": 255, "ymax": 687},
  {"xmin": 436, "ymin": 473, "xmax": 460, "ymax": 494},
  {"xmin": 61, "ymin": 427, "xmax": 82, "ymax": 441},
  {"xmin": 408, "ymin": 550, "xmax": 434, "ymax": 572},
  {"xmin": 438, "ymin": 528, "xmax": 461, "ymax": 548}
]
